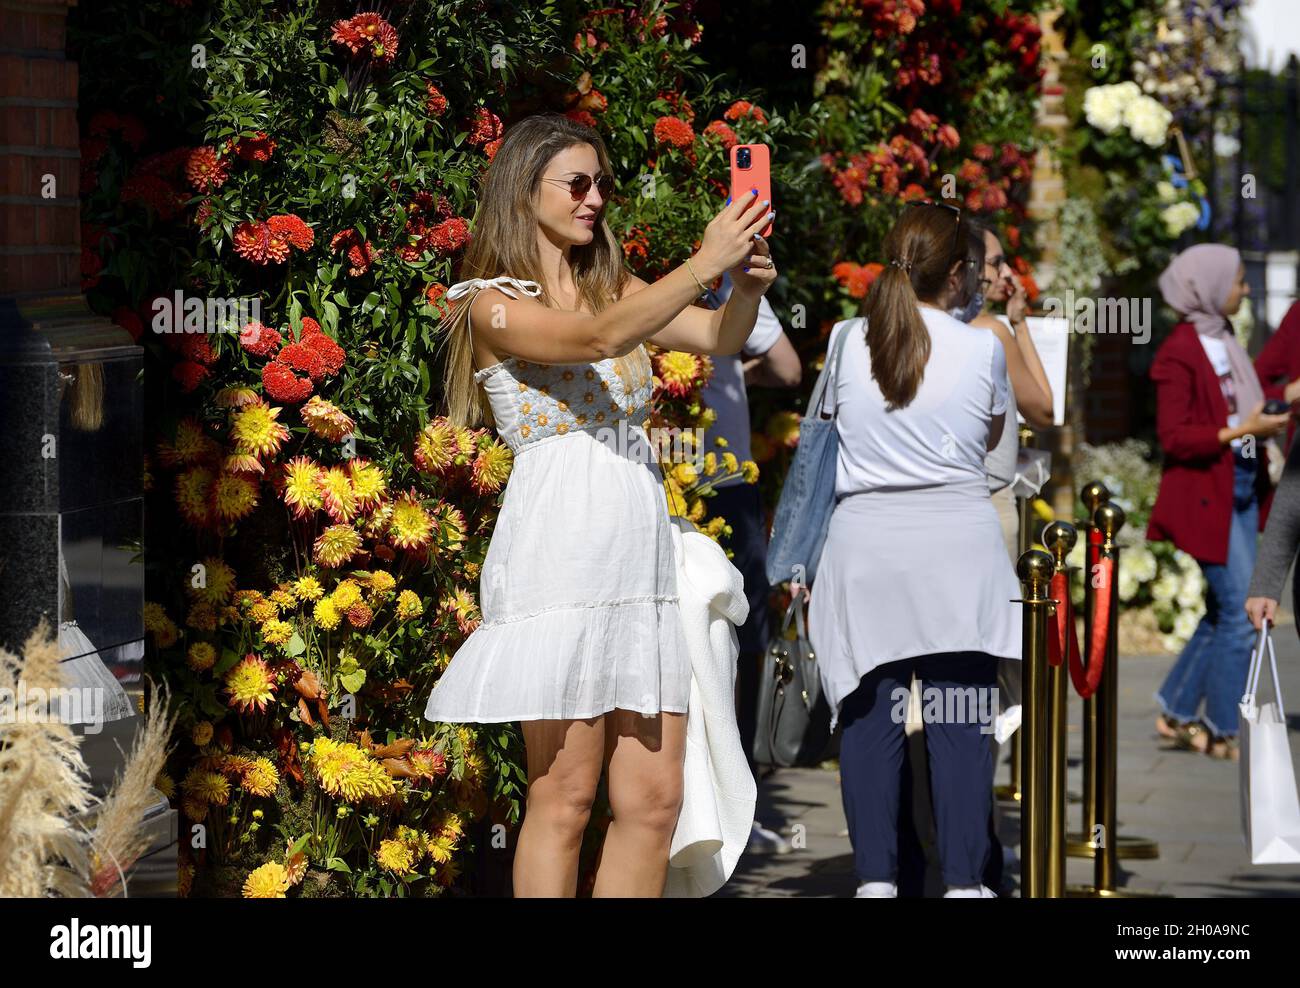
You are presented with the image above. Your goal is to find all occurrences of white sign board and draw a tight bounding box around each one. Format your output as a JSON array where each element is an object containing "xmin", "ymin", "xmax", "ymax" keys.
[{"xmin": 998, "ymin": 315, "xmax": 1069, "ymax": 427}]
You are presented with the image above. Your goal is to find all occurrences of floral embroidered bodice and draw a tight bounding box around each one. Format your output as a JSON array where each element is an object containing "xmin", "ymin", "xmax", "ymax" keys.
[{"xmin": 475, "ymin": 347, "xmax": 655, "ymax": 454}]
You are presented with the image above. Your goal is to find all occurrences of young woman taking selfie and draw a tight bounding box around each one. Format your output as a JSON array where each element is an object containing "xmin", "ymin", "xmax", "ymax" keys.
[{"xmin": 422, "ymin": 114, "xmax": 777, "ymax": 897}]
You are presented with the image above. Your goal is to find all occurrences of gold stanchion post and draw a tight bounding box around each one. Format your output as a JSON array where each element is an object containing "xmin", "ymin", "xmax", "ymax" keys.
[
  {"xmin": 1014, "ymin": 547, "xmax": 1054, "ymax": 898},
  {"xmin": 1040, "ymin": 520, "xmax": 1077, "ymax": 898},
  {"xmin": 996, "ymin": 426, "xmax": 1036, "ymax": 805}
]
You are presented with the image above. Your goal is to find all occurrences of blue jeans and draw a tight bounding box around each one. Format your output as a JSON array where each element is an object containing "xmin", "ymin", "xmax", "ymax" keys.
[{"xmin": 1155, "ymin": 455, "xmax": 1259, "ymax": 737}]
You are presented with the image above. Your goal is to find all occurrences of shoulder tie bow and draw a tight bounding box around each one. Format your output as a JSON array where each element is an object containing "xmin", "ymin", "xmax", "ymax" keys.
[{"xmin": 445, "ymin": 276, "xmax": 543, "ymax": 301}]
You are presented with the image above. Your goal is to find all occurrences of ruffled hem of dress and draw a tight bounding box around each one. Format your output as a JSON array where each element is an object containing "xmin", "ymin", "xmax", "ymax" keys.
[{"xmin": 423, "ymin": 596, "xmax": 693, "ymax": 724}]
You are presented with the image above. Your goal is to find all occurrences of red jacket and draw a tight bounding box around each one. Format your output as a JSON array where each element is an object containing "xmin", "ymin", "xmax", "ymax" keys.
[
  {"xmin": 1147, "ymin": 321, "xmax": 1273, "ymax": 565},
  {"xmin": 1254, "ymin": 299, "xmax": 1300, "ymax": 452}
]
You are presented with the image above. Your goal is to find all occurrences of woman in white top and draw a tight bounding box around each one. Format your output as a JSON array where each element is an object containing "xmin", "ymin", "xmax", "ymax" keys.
[
  {"xmin": 808, "ymin": 202, "xmax": 1021, "ymax": 898},
  {"xmin": 421, "ymin": 114, "xmax": 777, "ymax": 897}
]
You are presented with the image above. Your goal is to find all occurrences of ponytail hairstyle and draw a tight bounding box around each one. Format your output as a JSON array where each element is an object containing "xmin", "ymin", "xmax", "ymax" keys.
[
  {"xmin": 440, "ymin": 113, "xmax": 628, "ymax": 428},
  {"xmin": 862, "ymin": 203, "xmax": 985, "ymax": 409}
]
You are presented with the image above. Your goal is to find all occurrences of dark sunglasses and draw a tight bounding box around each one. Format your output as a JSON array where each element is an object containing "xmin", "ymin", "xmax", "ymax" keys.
[{"xmin": 542, "ymin": 172, "xmax": 615, "ymax": 201}]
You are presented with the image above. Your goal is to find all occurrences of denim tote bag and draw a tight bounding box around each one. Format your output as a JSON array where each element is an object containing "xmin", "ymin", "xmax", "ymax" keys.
[{"xmin": 764, "ymin": 318, "xmax": 859, "ymax": 588}]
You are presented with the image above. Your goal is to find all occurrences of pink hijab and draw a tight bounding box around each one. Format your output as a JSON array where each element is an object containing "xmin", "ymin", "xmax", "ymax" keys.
[{"xmin": 1157, "ymin": 243, "xmax": 1263, "ymax": 415}]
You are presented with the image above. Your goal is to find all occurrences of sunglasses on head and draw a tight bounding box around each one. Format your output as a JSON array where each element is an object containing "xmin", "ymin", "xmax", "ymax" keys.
[
  {"xmin": 542, "ymin": 172, "xmax": 615, "ymax": 202},
  {"xmin": 908, "ymin": 198, "xmax": 963, "ymax": 252}
]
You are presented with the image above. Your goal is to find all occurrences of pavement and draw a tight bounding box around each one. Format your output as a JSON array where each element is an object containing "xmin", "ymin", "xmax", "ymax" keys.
[{"xmin": 718, "ymin": 600, "xmax": 1300, "ymax": 899}]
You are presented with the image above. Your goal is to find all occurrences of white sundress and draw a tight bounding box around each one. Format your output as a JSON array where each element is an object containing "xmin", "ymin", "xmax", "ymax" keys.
[{"xmin": 423, "ymin": 277, "xmax": 692, "ymax": 723}]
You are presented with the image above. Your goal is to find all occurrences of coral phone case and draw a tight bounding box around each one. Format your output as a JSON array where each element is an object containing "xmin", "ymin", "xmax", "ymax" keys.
[{"xmin": 729, "ymin": 143, "xmax": 773, "ymax": 239}]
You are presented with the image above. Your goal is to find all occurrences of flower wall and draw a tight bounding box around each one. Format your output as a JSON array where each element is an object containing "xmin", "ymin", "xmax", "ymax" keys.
[{"xmin": 73, "ymin": 0, "xmax": 1055, "ymax": 896}]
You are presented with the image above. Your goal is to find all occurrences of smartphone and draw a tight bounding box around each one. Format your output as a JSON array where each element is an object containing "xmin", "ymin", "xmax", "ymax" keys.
[{"xmin": 729, "ymin": 143, "xmax": 772, "ymax": 239}]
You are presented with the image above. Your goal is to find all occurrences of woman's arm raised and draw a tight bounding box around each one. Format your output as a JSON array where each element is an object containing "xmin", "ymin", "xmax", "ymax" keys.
[{"xmin": 467, "ymin": 192, "xmax": 774, "ymax": 365}]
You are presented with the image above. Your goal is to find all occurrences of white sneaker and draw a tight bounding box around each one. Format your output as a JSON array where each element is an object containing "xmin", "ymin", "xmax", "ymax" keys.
[
  {"xmin": 855, "ymin": 881, "xmax": 898, "ymax": 898},
  {"xmin": 943, "ymin": 884, "xmax": 997, "ymax": 898},
  {"xmin": 747, "ymin": 821, "xmax": 792, "ymax": 855}
]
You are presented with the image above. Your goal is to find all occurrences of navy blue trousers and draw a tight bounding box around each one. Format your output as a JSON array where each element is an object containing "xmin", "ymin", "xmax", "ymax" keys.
[{"xmin": 839, "ymin": 651, "xmax": 998, "ymax": 888}]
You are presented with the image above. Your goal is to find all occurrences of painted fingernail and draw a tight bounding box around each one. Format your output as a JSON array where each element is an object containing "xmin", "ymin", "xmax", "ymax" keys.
[
  {"xmin": 725, "ymin": 196, "xmax": 731, "ymax": 205},
  {"xmin": 767, "ymin": 211, "xmax": 775, "ymax": 220},
  {"xmin": 751, "ymin": 187, "xmax": 758, "ymax": 195},
  {"xmin": 743, "ymin": 265, "xmax": 750, "ymax": 272},
  {"xmin": 762, "ymin": 199, "xmax": 770, "ymax": 206}
]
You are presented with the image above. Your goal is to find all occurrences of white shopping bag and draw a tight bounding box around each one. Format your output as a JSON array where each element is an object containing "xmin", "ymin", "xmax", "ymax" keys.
[{"xmin": 1239, "ymin": 620, "xmax": 1300, "ymax": 864}]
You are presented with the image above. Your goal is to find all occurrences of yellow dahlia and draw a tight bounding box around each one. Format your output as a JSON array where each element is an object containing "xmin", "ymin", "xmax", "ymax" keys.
[
  {"xmin": 189, "ymin": 557, "xmax": 236, "ymax": 606},
  {"xmin": 441, "ymin": 587, "xmax": 480, "ymax": 635},
  {"xmin": 242, "ymin": 757, "xmax": 279, "ymax": 797},
  {"xmin": 292, "ymin": 575, "xmax": 324, "ymax": 601},
  {"xmin": 740, "ymin": 459, "xmax": 759, "ymax": 484},
  {"xmin": 767, "ymin": 409, "xmax": 801, "ymax": 448},
  {"xmin": 330, "ymin": 579, "xmax": 362, "ymax": 610},
  {"xmin": 702, "ymin": 451, "xmax": 718, "ymax": 475},
  {"xmin": 395, "ymin": 590, "xmax": 423, "ymax": 621},
  {"xmin": 154, "ymin": 771, "xmax": 176, "ymax": 800},
  {"xmin": 158, "ymin": 417, "xmax": 214, "ymax": 468},
  {"xmin": 389, "ymin": 492, "xmax": 434, "ymax": 551},
  {"xmin": 212, "ymin": 472, "xmax": 259, "ymax": 521},
  {"xmin": 300, "ymin": 395, "xmax": 355, "ymax": 441},
  {"xmin": 261, "ymin": 618, "xmax": 294, "ymax": 646},
  {"xmin": 347, "ymin": 458, "xmax": 387, "ymax": 510},
  {"xmin": 722, "ymin": 451, "xmax": 739, "ymax": 474},
  {"xmin": 309, "ymin": 738, "xmax": 396, "ymax": 803},
  {"xmin": 242, "ymin": 862, "xmax": 290, "ymax": 898},
  {"xmin": 181, "ymin": 795, "xmax": 208, "ymax": 821},
  {"xmin": 376, "ymin": 838, "xmax": 416, "ymax": 874},
  {"xmin": 427, "ymin": 832, "xmax": 456, "ymax": 864},
  {"xmin": 430, "ymin": 500, "xmax": 467, "ymax": 555},
  {"xmin": 186, "ymin": 601, "xmax": 218, "ymax": 632},
  {"xmin": 282, "ymin": 456, "xmax": 324, "ymax": 519},
  {"xmin": 470, "ymin": 438, "xmax": 513, "ymax": 494},
  {"xmin": 413, "ymin": 417, "xmax": 468, "ymax": 474},
  {"xmin": 192, "ymin": 721, "xmax": 214, "ymax": 746},
  {"xmin": 143, "ymin": 602, "xmax": 180, "ymax": 648},
  {"xmin": 655, "ymin": 350, "xmax": 704, "ymax": 398},
  {"xmin": 182, "ymin": 767, "xmax": 231, "ymax": 806},
  {"xmin": 225, "ymin": 654, "xmax": 277, "ymax": 714},
  {"xmin": 223, "ymin": 452, "xmax": 265, "ymax": 476},
  {"xmin": 672, "ymin": 462, "xmax": 699, "ymax": 487},
  {"xmin": 174, "ymin": 465, "xmax": 215, "ymax": 527},
  {"xmin": 283, "ymin": 840, "xmax": 307, "ymax": 885},
  {"xmin": 269, "ymin": 587, "xmax": 296, "ymax": 609},
  {"xmin": 313, "ymin": 597, "xmax": 343, "ymax": 630},
  {"xmin": 250, "ymin": 599, "xmax": 280, "ymax": 624},
  {"xmin": 318, "ymin": 465, "xmax": 359, "ymax": 523},
  {"xmin": 187, "ymin": 641, "xmax": 217, "ymax": 671},
  {"xmin": 215, "ymin": 386, "xmax": 260, "ymax": 408},
  {"xmin": 367, "ymin": 569, "xmax": 396, "ymax": 601},
  {"xmin": 231, "ymin": 399, "xmax": 290, "ymax": 459},
  {"xmin": 314, "ymin": 524, "xmax": 362, "ymax": 568}
]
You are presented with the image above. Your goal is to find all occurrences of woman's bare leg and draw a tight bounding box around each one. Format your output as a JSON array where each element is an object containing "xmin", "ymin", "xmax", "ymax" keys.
[
  {"xmin": 593, "ymin": 709, "xmax": 687, "ymax": 897},
  {"xmin": 514, "ymin": 716, "xmax": 605, "ymax": 897}
]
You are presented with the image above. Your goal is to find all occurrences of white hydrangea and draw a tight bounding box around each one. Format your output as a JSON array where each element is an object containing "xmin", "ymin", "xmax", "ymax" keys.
[
  {"xmin": 1152, "ymin": 571, "xmax": 1181, "ymax": 602},
  {"xmin": 1083, "ymin": 82, "xmax": 1140, "ymax": 134},
  {"xmin": 1156, "ymin": 180, "xmax": 1177, "ymax": 202},
  {"xmin": 1176, "ymin": 568, "xmax": 1205, "ymax": 607},
  {"xmin": 1126, "ymin": 545, "xmax": 1158, "ymax": 582},
  {"xmin": 1124, "ymin": 93, "xmax": 1173, "ymax": 147},
  {"xmin": 1162, "ymin": 201, "xmax": 1201, "ymax": 238},
  {"xmin": 1173, "ymin": 607, "xmax": 1202, "ymax": 640},
  {"xmin": 1119, "ymin": 568, "xmax": 1141, "ymax": 602}
]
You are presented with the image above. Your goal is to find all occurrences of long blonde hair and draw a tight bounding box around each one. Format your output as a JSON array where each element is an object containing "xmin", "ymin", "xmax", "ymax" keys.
[{"xmin": 441, "ymin": 113, "xmax": 628, "ymax": 427}]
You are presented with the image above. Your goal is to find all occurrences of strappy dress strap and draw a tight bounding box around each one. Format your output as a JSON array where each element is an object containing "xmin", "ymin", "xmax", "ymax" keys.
[{"xmin": 447, "ymin": 277, "xmax": 544, "ymax": 368}]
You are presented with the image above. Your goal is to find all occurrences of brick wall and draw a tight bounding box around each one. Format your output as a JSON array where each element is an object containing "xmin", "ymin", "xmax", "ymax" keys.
[{"xmin": 0, "ymin": 0, "xmax": 80, "ymax": 301}]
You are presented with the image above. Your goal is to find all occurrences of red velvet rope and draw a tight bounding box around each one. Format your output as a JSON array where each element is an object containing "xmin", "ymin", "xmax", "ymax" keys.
[{"xmin": 1067, "ymin": 528, "xmax": 1112, "ymax": 700}]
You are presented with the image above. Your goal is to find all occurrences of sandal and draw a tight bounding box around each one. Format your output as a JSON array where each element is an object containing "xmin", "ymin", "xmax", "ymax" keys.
[
  {"xmin": 1172, "ymin": 720, "xmax": 1210, "ymax": 753},
  {"xmin": 1207, "ymin": 736, "xmax": 1240, "ymax": 761},
  {"xmin": 1155, "ymin": 714, "xmax": 1181, "ymax": 740}
]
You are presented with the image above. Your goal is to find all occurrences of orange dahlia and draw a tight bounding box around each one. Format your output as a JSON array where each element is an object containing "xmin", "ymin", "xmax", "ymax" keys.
[
  {"xmin": 185, "ymin": 146, "xmax": 229, "ymax": 192},
  {"xmin": 654, "ymin": 350, "xmax": 704, "ymax": 398},
  {"xmin": 268, "ymin": 213, "xmax": 313, "ymax": 251},
  {"xmin": 470, "ymin": 438, "xmax": 513, "ymax": 494},
  {"xmin": 233, "ymin": 220, "xmax": 290, "ymax": 265},
  {"xmin": 300, "ymin": 395, "xmax": 354, "ymax": 441},
  {"xmin": 318, "ymin": 465, "xmax": 360, "ymax": 523},
  {"xmin": 347, "ymin": 459, "xmax": 387, "ymax": 511},
  {"xmin": 225, "ymin": 654, "xmax": 277, "ymax": 714},
  {"xmin": 313, "ymin": 524, "xmax": 362, "ymax": 568}
]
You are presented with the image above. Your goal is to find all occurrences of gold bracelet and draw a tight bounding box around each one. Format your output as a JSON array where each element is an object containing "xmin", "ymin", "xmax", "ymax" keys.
[{"xmin": 685, "ymin": 256, "xmax": 708, "ymax": 296}]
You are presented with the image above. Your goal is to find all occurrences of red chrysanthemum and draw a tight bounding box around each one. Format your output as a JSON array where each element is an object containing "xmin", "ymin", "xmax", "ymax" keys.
[
  {"xmin": 426, "ymin": 283, "xmax": 450, "ymax": 317},
  {"xmin": 331, "ymin": 13, "xmax": 399, "ymax": 65},
  {"xmin": 262, "ymin": 360, "xmax": 313, "ymax": 403},
  {"xmin": 233, "ymin": 221, "xmax": 290, "ymax": 265},
  {"xmin": 172, "ymin": 360, "xmax": 209, "ymax": 393},
  {"xmin": 277, "ymin": 341, "xmax": 327, "ymax": 382},
  {"xmin": 267, "ymin": 213, "xmax": 314, "ymax": 251},
  {"xmin": 936, "ymin": 124, "xmax": 961, "ymax": 151},
  {"xmin": 330, "ymin": 228, "xmax": 379, "ymax": 276},
  {"xmin": 466, "ymin": 107, "xmax": 503, "ymax": 146},
  {"xmin": 723, "ymin": 100, "xmax": 767, "ymax": 125},
  {"xmin": 702, "ymin": 120, "xmax": 738, "ymax": 149},
  {"xmin": 483, "ymin": 138, "xmax": 502, "ymax": 161},
  {"xmin": 240, "ymin": 322, "xmax": 282, "ymax": 358},
  {"xmin": 185, "ymin": 146, "xmax": 230, "ymax": 192},
  {"xmin": 235, "ymin": 131, "xmax": 277, "ymax": 162},
  {"xmin": 653, "ymin": 116, "xmax": 694, "ymax": 149},
  {"xmin": 423, "ymin": 217, "xmax": 470, "ymax": 256},
  {"xmin": 564, "ymin": 109, "xmax": 598, "ymax": 128},
  {"xmin": 299, "ymin": 325, "xmax": 346, "ymax": 377},
  {"xmin": 425, "ymin": 82, "xmax": 449, "ymax": 118}
]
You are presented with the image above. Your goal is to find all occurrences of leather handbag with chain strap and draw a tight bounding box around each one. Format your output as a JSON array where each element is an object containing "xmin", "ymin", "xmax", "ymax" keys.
[{"xmin": 753, "ymin": 590, "xmax": 837, "ymax": 768}]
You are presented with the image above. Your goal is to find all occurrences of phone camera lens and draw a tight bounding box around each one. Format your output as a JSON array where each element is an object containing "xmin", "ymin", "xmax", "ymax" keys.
[{"xmin": 737, "ymin": 148, "xmax": 751, "ymax": 168}]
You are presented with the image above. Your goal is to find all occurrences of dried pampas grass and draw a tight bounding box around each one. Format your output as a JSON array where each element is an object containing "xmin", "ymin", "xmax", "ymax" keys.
[{"xmin": 0, "ymin": 620, "xmax": 94, "ymax": 897}]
